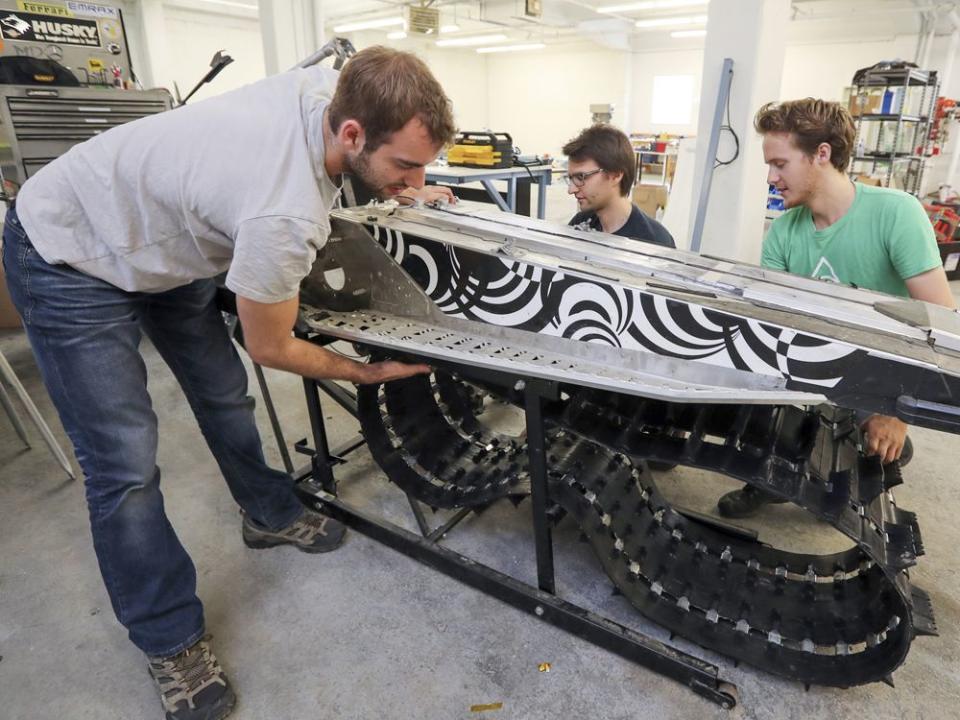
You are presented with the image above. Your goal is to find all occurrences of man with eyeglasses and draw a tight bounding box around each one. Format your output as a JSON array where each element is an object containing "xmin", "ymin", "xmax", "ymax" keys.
[{"xmin": 562, "ymin": 125, "xmax": 675, "ymax": 248}]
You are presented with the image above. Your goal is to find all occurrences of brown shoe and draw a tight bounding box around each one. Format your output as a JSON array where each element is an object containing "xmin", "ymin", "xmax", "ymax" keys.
[
  {"xmin": 242, "ymin": 506, "xmax": 346, "ymax": 553},
  {"xmin": 147, "ymin": 636, "xmax": 235, "ymax": 720}
]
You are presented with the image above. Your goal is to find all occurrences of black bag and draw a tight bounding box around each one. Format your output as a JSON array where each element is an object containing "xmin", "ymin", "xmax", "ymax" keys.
[{"xmin": 0, "ymin": 56, "xmax": 80, "ymax": 86}]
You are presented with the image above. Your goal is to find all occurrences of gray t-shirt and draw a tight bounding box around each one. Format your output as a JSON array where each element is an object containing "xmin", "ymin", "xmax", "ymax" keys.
[{"xmin": 17, "ymin": 66, "xmax": 343, "ymax": 303}]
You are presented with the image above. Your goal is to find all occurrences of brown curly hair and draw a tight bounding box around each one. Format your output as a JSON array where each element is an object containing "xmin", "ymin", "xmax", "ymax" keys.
[{"xmin": 753, "ymin": 98, "xmax": 855, "ymax": 171}]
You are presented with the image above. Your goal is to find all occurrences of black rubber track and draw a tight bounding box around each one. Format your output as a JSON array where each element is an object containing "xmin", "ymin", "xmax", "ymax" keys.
[{"xmin": 355, "ymin": 371, "xmax": 936, "ymax": 687}]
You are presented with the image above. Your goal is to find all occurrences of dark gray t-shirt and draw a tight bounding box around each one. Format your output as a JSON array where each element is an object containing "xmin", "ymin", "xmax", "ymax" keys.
[{"xmin": 569, "ymin": 205, "xmax": 675, "ymax": 248}]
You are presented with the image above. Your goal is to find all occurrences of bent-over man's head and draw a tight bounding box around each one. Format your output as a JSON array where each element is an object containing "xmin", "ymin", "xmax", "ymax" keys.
[
  {"xmin": 754, "ymin": 98, "xmax": 855, "ymax": 209},
  {"xmin": 327, "ymin": 46, "xmax": 457, "ymax": 198},
  {"xmin": 562, "ymin": 125, "xmax": 636, "ymax": 213}
]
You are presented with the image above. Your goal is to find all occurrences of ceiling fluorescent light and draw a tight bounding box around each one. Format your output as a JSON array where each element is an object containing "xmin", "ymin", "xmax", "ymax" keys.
[
  {"xmin": 440, "ymin": 24, "xmax": 460, "ymax": 33},
  {"xmin": 599, "ymin": 0, "xmax": 707, "ymax": 13},
  {"xmin": 387, "ymin": 31, "xmax": 407, "ymax": 40},
  {"xmin": 333, "ymin": 16, "xmax": 405, "ymax": 33},
  {"xmin": 635, "ymin": 14, "xmax": 706, "ymax": 27},
  {"xmin": 671, "ymin": 29, "xmax": 707, "ymax": 37},
  {"xmin": 436, "ymin": 33, "xmax": 508, "ymax": 47},
  {"xmin": 194, "ymin": 0, "xmax": 257, "ymax": 9},
  {"xmin": 476, "ymin": 43, "xmax": 546, "ymax": 54}
]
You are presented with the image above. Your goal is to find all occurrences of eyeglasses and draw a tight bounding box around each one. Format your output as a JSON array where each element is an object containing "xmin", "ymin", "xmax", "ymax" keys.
[{"xmin": 562, "ymin": 169, "xmax": 603, "ymax": 188}]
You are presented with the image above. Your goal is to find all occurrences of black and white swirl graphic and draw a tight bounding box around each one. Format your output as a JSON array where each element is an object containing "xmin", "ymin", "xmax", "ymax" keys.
[{"xmin": 370, "ymin": 226, "xmax": 861, "ymax": 390}]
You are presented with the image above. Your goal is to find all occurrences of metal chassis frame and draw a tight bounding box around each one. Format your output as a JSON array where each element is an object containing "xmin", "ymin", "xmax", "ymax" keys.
[{"xmin": 291, "ymin": 331, "xmax": 739, "ymax": 709}]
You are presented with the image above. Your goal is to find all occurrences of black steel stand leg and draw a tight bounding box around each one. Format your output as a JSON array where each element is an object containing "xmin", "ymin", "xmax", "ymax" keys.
[
  {"xmin": 302, "ymin": 489, "xmax": 738, "ymax": 710},
  {"xmin": 406, "ymin": 494, "xmax": 431, "ymax": 536},
  {"xmin": 524, "ymin": 384, "xmax": 556, "ymax": 594},
  {"xmin": 302, "ymin": 376, "xmax": 337, "ymax": 495},
  {"xmin": 406, "ymin": 494, "xmax": 476, "ymax": 541},
  {"xmin": 290, "ymin": 351, "xmax": 738, "ymax": 709},
  {"xmin": 252, "ymin": 363, "xmax": 294, "ymax": 474}
]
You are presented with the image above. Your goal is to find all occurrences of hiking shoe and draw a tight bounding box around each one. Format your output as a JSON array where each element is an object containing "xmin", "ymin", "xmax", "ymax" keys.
[
  {"xmin": 242, "ymin": 506, "xmax": 346, "ymax": 553},
  {"xmin": 717, "ymin": 485, "xmax": 787, "ymax": 519},
  {"xmin": 897, "ymin": 435, "xmax": 913, "ymax": 467},
  {"xmin": 147, "ymin": 636, "xmax": 235, "ymax": 720}
]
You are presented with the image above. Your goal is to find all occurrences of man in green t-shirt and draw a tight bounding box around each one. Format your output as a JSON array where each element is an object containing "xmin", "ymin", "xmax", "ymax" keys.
[{"xmin": 718, "ymin": 97, "xmax": 956, "ymax": 519}]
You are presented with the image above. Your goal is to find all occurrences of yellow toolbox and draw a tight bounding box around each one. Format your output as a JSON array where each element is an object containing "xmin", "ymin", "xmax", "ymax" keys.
[{"xmin": 447, "ymin": 131, "xmax": 513, "ymax": 169}]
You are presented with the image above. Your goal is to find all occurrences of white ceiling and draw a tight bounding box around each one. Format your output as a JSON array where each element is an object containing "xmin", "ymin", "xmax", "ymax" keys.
[
  {"xmin": 315, "ymin": 0, "xmax": 960, "ymax": 47},
  {"xmin": 203, "ymin": 1, "xmax": 960, "ymax": 52}
]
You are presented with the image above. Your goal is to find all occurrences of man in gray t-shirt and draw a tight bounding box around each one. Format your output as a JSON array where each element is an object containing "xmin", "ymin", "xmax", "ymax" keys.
[{"xmin": 2, "ymin": 46, "xmax": 455, "ymax": 720}]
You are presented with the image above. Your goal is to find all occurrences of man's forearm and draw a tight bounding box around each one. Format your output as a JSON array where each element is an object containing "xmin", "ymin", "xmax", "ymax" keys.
[{"xmin": 252, "ymin": 334, "xmax": 367, "ymax": 383}]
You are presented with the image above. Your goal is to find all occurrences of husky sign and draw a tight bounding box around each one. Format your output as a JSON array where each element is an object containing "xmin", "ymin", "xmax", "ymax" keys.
[{"xmin": 0, "ymin": 11, "xmax": 100, "ymax": 46}]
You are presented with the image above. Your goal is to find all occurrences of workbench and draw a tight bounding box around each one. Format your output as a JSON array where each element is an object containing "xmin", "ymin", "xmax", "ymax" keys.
[{"xmin": 425, "ymin": 164, "xmax": 553, "ymax": 219}]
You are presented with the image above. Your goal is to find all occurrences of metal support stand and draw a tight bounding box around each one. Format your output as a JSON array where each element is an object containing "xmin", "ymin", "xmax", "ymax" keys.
[
  {"xmin": 0, "ymin": 349, "xmax": 76, "ymax": 480},
  {"xmin": 0, "ymin": 379, "xmax": 31, "ymax": 447},
  {"xmin": 299, "ymin": 376, "xmax": 339, "ymax": 495},
  {"xmin": 298, "ymin": 482, "xmax": 737, "ymax": 710},
  {"xmin": 479, "ymin": 179, "xmax": 513, "ymax": 213},
  {"xmin": 404, "ymin": 495, "xmax": 475, "ymax": 542},
  {"xmin": 293, "ymin": 345, "xmax": 739, "ymax": 709},
  {"xmin": 691, "ymin": 58, "xmax": 734, "ymax": 253},
  {"xmin": 222, "ymin": 305, "xmax": 297, "ymax": 475},
  {"xmin": 311, "ymin": 365, "xmax": 479, "ymax": 543},
  {"xmin": 524, "ymin": 380, "xmax": 557, "ymax": 594},
  {"xmin": 251, "ymin": 363, "xmax": 294, "ymax": 474}
]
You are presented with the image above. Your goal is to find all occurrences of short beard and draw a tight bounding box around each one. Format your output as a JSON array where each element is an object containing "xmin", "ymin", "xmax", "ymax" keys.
[{"xmin": 345, "ymin": 151, "xmax": 388, "ymax": 198}]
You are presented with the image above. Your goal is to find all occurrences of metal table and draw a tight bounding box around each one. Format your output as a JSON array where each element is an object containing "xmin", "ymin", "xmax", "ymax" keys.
[{"xmin": 425, "ymin": 164, "xmax": 553, "ymax": 219}]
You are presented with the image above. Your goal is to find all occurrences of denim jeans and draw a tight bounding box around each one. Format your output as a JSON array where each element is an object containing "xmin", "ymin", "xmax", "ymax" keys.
[{"xmin": 2, "ymin": 205, "xmax": 304, "ymax": 657}]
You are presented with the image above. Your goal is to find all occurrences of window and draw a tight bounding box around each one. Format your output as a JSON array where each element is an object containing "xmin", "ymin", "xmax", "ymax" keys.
[{"xmin": 651, "ymin": 75, "xmax": 695, "ymax": 125}]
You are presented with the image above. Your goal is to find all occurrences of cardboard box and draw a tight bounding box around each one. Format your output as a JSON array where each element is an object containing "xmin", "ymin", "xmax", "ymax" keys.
[
  {"xmin": 632, "ymin": 183, "xmax": 669, "ymax": 218},
  {"xmin": 848, "ymin": 91, "xmax": 884, "ymax": 117},
  {"xmin": 855, "ymin": 174, "xmax": 883, "ymax": 187},
  {"xmin": 0, "ymin": 247, "xmax": 23, "ymax": 329}
]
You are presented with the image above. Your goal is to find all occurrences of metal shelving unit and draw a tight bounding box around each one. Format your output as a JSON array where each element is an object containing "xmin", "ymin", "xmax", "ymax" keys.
[
  {"xmin": 629, "ymin": 133, "xmax": 682, "ymax": 189},
  {"xmin": 848, "ymin": 66, "xmax": 939, "ymax": 196}
]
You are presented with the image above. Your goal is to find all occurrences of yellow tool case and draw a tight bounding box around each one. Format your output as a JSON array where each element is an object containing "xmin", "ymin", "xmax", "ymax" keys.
[{"xmin": 447, "ymin": 131, "xmax": 513, "ymax": 169}]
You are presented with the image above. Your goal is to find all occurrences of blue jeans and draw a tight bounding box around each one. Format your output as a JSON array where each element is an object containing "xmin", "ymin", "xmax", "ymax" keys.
[{"xmin": 2, "ymin": 205, "xmax": 303, "ymax": 657}]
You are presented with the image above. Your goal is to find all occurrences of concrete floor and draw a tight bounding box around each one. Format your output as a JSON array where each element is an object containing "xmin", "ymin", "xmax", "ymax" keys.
[{"xmin": 2, "ymin": 188, "xmax": 960, "ymax": 719}]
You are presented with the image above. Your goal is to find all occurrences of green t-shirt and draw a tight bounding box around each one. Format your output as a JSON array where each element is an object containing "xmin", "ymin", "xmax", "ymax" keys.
[{"xmin": 761, "ymin": 182, "xmax": 941, "ymax": 297}]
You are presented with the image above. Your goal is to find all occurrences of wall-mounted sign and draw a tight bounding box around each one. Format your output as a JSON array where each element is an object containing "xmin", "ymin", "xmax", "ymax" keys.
[
  {"xmin": 17, "ymin": 2, "xmax": 71, "ymax": 16},
  {"xmin": 66, "ymin": 1, "xmax": 116, "ymax": 19},
  {"xmin": 0, "ymin": 10, "xmax": 100, "ymax": 46}
]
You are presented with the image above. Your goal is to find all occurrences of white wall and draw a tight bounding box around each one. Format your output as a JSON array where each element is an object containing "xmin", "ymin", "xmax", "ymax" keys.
[
  {"xmin": 393, "ymin": 42, "xmax": 489, "ymax": 135},
  {"xmin": 930, "ymin": 33, "xmax": 960, "ymax": 100},
  {"xmin": 161, "ymin": 7, "xmax": 265, "ymax": 102},
  {"xmin": 473, "ymin": 30, "xmax": 937, "ymax": 164},
  {"xmin": 283, "ymin": 29, "xmax": 490, "ymax": 137},
  {"xmin": 138, "ymin": 6, "xmax": 960, "ymax": 191},
  {"xmin": 688, "ymin": 0, "xmax": 790, "ymax": 261},
  {"xmin": 780, "ymin": 36, "xmax": 917, "ymax": 102},
  {"xmin": 486, "ymin": 44, "xmax": 630, "ymax": 159},
  {"xmin": 141, "ymin": 9, "xmax": 960, "ymax": 115},
  {"xmin": 121, "ymin": 2, "xmax": 264, "ymax": 99},
  {"xmin": 629, "ymin": 48, "xmax": 704, "ymax": 136}
]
